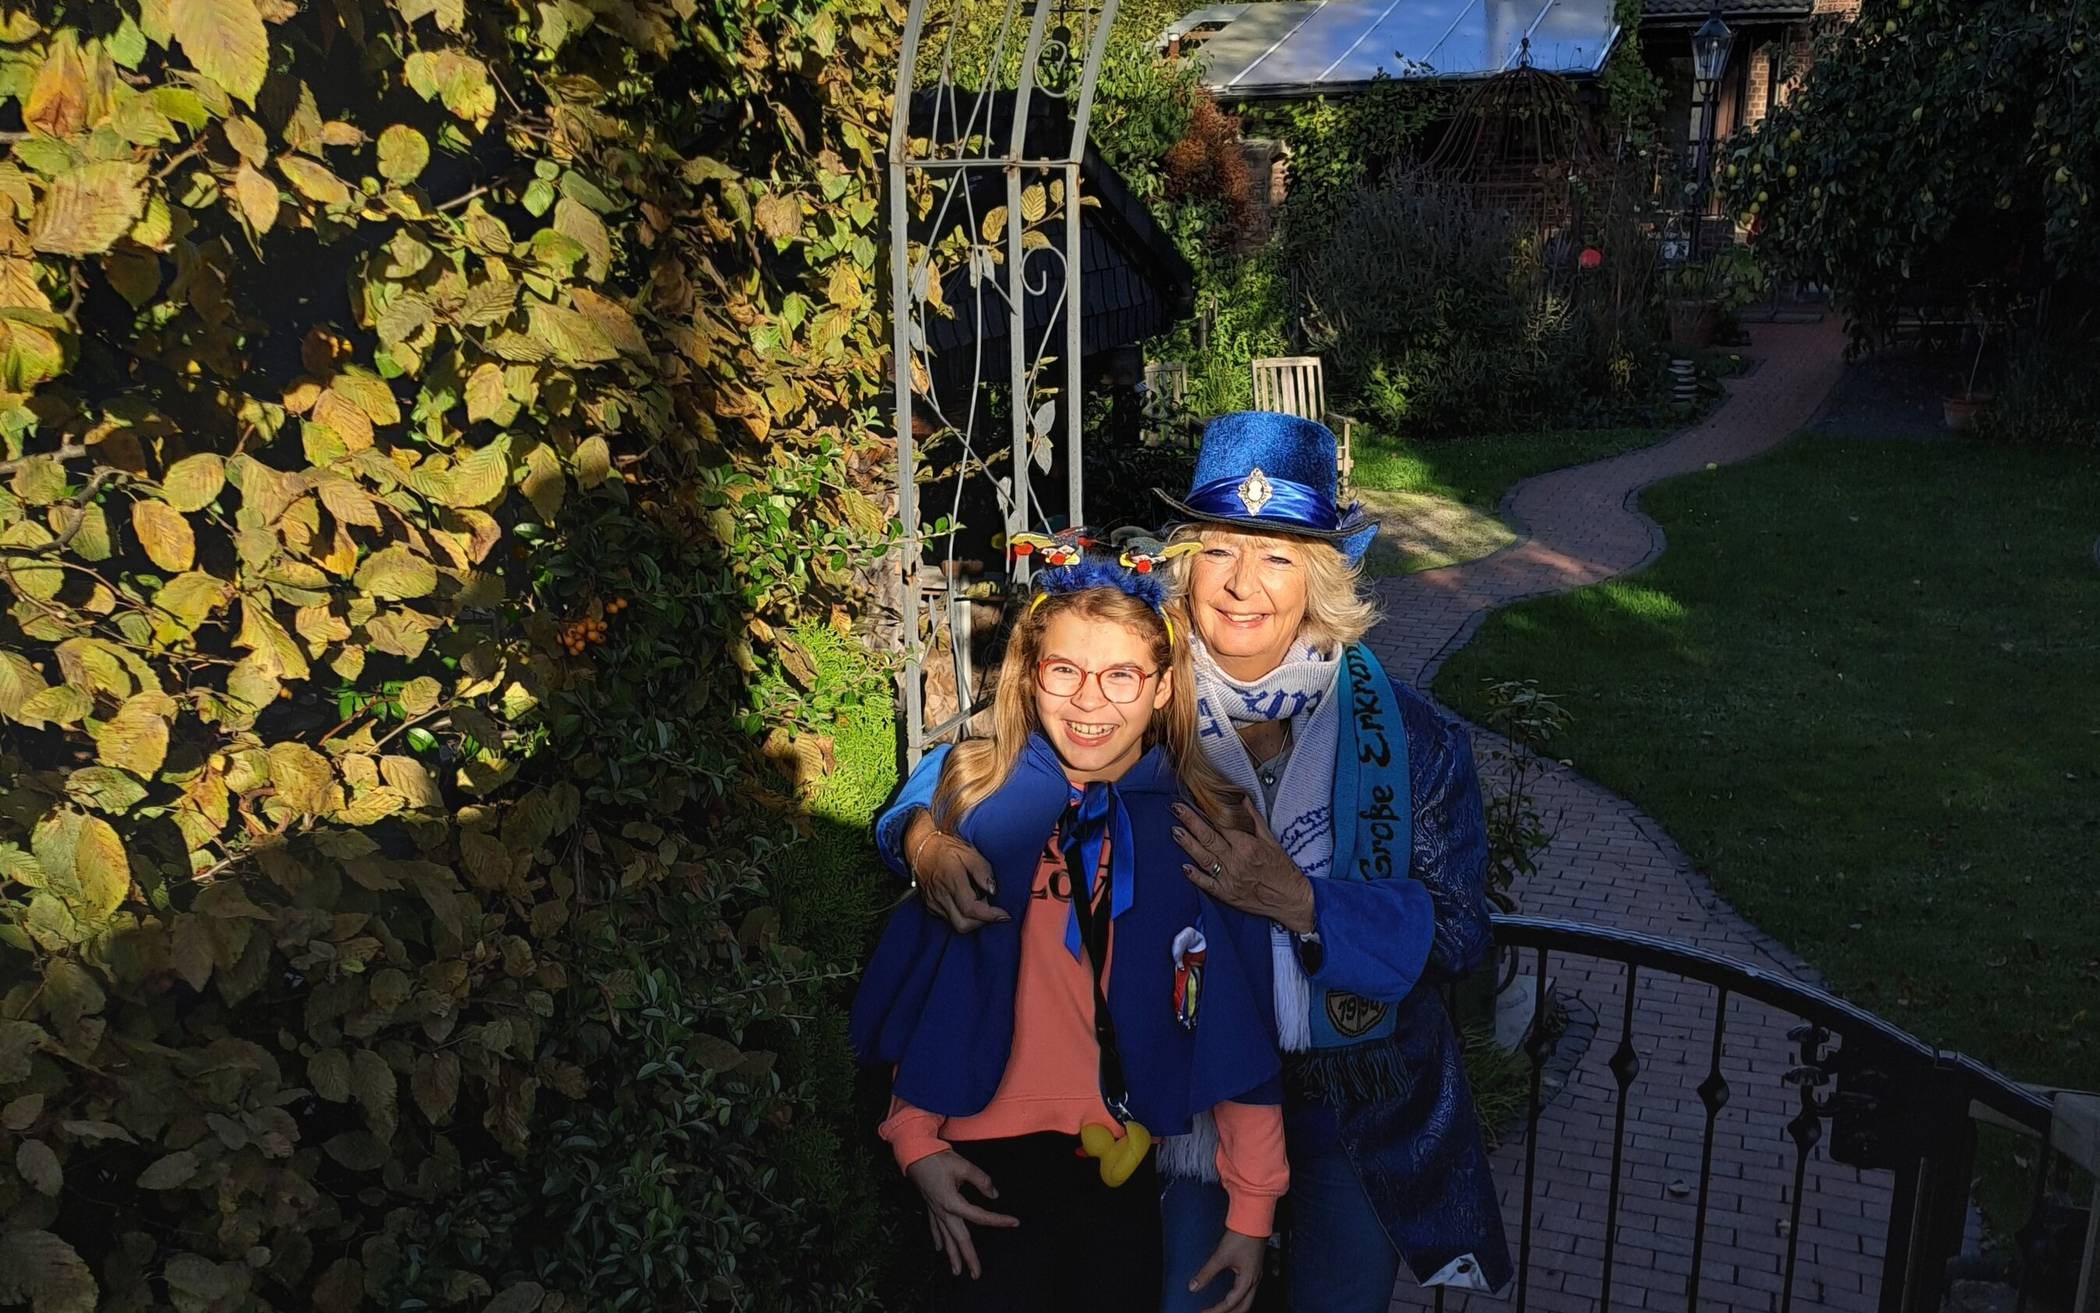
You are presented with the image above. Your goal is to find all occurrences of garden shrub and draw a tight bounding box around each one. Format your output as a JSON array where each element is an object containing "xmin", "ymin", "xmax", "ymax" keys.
[
  {"xmin": 1292, "ymin": 175, "xmax": 1654, "ymax": 436},
  {"xmin": 1089, "ymin": 0, "xmax": 1205, "ymax": 203},
  {"xmin": 1161, "ymin": 92, "xmax": 1252, "ymax": 237},
  {"xmin": 1729, "ymin": 0, "xmax": 2100, "ymax": 347},
  {"xmin": 1153, "ymin": 241, "xmax": 1294, "ymax": 419},
  {"xmin": 1249, "ymin": 78, "xmax": 1445, "ymax": 246},
  {"xmin": 0, "ymin": 1, "xmax": 899, "ymax": 1310},
  {"xmin": 1974, "ymin": 334, "xmax": 2100, "ymax": 450}
]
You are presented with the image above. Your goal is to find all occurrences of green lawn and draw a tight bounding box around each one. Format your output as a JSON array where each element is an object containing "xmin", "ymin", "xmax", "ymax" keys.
[
  {"xmin": 1352, "ymin": 425, "xmax": 1670, "ymax": 509},
  {"xmin": 1435, "ymin": 437, "xmax": 2100, "ymax": 1111}
]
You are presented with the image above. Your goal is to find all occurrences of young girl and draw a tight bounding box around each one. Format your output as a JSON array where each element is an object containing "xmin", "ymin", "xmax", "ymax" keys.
[{"xmin": 850, "ymin": 553, "xmax": 1286, "ymax": 1313}]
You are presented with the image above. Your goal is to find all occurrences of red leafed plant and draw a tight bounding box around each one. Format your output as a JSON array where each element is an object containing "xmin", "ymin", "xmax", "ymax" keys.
[{"xmin": 1164, "ymin": 90, "xmax": 1255, "ymax": 234}]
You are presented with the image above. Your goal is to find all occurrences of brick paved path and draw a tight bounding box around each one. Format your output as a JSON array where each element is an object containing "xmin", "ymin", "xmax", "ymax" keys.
[{"xmin": 1366, "ymin": 322, "xmax": 1895, "ymax": 1313}]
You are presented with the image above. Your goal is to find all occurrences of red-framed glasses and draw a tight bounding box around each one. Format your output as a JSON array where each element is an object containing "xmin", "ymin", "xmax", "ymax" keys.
[{"xmin": 1034, "ymin": 659, "xmax": 1159, "ymax": 705}]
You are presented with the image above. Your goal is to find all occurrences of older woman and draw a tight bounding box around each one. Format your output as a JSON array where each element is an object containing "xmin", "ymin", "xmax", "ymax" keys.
[{"xmin": 880, "ymin": 412, "xmax": 1510, "ymax": 1313}]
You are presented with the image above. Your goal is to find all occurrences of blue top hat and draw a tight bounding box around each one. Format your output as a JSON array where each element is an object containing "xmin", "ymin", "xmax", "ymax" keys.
[{"xmin": 1154, "ymin": 411, "xmax": 1378, "ymax": 564}]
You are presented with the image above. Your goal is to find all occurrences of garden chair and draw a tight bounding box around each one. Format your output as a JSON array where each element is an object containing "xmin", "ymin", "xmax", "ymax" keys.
[
  {"xmin": 1141, "ymin": 360, "xmax": 1191, "ymax": 448},
  {"xmin": 1250, "ymin": 355, "xmax": 1356, "ymax": 493}
]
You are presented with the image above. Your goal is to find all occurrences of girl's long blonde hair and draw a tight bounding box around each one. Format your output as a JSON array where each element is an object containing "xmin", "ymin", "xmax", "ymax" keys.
[{"xmin": 930, "ymin": 586, "xmax": 1246, "ymax": 834}]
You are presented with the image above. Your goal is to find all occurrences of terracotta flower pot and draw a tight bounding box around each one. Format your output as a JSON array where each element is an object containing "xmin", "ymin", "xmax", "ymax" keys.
[{"xmin": 1943, "ymin": 390, "xmax": 1992, "ymax": 431}]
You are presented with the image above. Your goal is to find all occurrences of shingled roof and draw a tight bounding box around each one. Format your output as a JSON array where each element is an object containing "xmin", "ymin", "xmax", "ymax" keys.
[{"xmin": 1641, "ymin": 0, "xmax": 1813, "ymax": 20}]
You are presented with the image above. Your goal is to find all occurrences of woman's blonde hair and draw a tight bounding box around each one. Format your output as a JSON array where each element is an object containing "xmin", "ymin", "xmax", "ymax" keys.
[
  {"xmin": 1165, "ymin": 524, "xmax": 1381, "ymax": 650},
  {"xmin": 930, "ymin": 586, "xmax": 1246, "ymax": 833}
]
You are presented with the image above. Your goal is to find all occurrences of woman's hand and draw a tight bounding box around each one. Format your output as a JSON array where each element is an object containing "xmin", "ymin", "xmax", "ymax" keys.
[
  {"xmin": 905, "ymin": 1149, "xmax": 1019, "ymax": 1279},
  {"xmin": 1186, "ymin": 1229, "xmax": 1266, "ymax": 1313},
  {"xmin": 903, "ymin": 810, "xmax": 1007, "ymax": 934},
  {"xmin": 1174, "ymin": 799, "xmax": 1316, "ymax": 934}
]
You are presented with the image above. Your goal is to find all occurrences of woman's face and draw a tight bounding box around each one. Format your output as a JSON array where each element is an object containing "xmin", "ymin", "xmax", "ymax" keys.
[
  {"xmin": 1033, "ymin": 611, "xmax": 1173, "ymax": 784},
  {"xmin": 1186, "ymin": 531, "xmax": 1309, "ymax": 680}
]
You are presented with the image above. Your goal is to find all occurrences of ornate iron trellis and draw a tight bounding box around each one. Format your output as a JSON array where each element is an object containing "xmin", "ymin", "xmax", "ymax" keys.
[
  {"xmin": 890, "ymin": 0, "xmax": 1121, "ymax": 765},
  {"xmin": 1421, "ymin": 46, "xmax": 1604, "ymax": 237}
]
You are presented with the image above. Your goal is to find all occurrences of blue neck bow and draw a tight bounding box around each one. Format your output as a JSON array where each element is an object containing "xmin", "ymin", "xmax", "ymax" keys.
[{"xmin": 1061, "ymin": 779, "xmax": 1136, "ymax": 959}]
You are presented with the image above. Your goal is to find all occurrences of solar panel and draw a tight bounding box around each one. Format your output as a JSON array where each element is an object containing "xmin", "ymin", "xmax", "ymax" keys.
[{"xmin": 1168, "ymin": 0, "xmax": 1621, "ymax": 97}]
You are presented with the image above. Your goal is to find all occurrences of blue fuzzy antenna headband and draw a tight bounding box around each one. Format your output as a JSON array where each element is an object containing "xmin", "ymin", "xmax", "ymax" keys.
[{"xmin": 1011, "ymin": 530, "xmax": 1199, "ymax": 644}]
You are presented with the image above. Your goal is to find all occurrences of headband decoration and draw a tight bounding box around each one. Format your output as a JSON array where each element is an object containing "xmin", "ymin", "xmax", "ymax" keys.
[
  {"xmin": 1013, "ymin": 530, "xmax": 1194, "ymax": 641},
  {"xmin": 1009, "ymin": 530, "xmax": 1089, "ymax": 567}
]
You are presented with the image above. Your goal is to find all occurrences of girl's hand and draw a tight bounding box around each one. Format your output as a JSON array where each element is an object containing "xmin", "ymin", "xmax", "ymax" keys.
[
  {"xmin": 904, "ymin": 1149, "xmax": 1019, "ymax": 1279},
  {"xmin": 904, "ymin": 811, "xmax": 1007, "ymax": 934},
  {"xmin": 1173, "ymin": 799, "xmax": 1316, "ymax": 934},
  {"xmin": 1187, "ymin": 1229, "xmax": 1266, "ymax": 1313}
]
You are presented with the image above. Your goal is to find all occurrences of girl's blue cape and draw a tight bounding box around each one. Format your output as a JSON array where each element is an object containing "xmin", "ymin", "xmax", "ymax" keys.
[{"xmin": 849, "ymin": 736, "xmax": 1282, "ymax": 1134}]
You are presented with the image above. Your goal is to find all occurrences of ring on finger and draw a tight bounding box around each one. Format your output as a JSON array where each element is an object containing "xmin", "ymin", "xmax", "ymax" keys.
[{"xmin": 1208, "ymin": 859, "xmax": 1223, "ymax": 878}]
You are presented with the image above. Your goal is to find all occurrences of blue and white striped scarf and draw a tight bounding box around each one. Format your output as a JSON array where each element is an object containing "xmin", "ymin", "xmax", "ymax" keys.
[{"xmin": 1186, "ymin": 634, "xmax": 1343, "ymax": 1054}]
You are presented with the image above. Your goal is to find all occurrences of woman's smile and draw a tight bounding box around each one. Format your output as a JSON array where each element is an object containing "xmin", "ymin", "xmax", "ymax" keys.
[{"xmin": 1187, "ymin": 533, "xmax": 1309, "ymax": 680}]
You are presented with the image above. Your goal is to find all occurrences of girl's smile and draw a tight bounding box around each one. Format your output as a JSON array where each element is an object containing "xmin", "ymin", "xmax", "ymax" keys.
[{"xmin": 1033, "ymin": 612, "xmax": 1173, "ymax": 784}]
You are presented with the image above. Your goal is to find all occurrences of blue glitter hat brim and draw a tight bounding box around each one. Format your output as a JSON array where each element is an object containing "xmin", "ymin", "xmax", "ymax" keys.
[{"xmin": 1151, "ymin": 490, "xmax": 1378, "ymax": 566}]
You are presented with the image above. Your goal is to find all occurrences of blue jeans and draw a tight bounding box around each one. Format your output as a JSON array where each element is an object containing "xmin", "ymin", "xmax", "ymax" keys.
[
  {"xmin": 1158, "ymin": 1102, "xmax": 1400, "ymax": 1313},
  {"xmin": 1281, "ymin": 1099, "xmax": 1401, "ymax": 1313},
  {"xmin": 1159, "ymin": 1176, "xmax": 1234, "ymax": 1313}
]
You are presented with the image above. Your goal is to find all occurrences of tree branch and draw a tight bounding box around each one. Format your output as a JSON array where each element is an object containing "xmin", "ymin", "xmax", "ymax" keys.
[
  {"xmin": 0, "ymin": 443, "xmax": 88, "ymax": 475},
  {"xmin": 435, "ymin": 183, "xmax": 495, "ymax": 214},
  {"xmin": 52, "ymin": 467, "xmax": 125, "ymax": 549}
]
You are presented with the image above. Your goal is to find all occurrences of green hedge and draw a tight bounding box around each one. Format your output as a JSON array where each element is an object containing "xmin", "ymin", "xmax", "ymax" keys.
[{"xmin": 0, "ymin": 1, "xmax": 898, "ymax": 1309}]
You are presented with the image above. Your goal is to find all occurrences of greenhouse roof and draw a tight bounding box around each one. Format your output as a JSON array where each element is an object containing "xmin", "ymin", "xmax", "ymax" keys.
[{"xmin": 1162, "ymin": 0, "xmax": 1621, "ymax": 98}]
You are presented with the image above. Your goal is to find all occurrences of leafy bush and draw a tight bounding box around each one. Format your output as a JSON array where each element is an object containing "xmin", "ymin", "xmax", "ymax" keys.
[
  {"xmin": 1090, "ymin": 0, "xmax": 1204, "ymax": 202},
  {"xmin": 1294, "ymin": 176, "xmax": 1647, "ymax": 435},
  {"xmin": 1247, "ymin": 78, "xmax": 1445, "ymax": 244},
  {"xmin": 1728, "ymin": 0, "xmax": 2100, "ymax": 346},
  {"xmin": 1598, "ymin": 0, "xmax": 1665, "ymax": 148},
  {"xmin": 1154, "ymin": 240, "xmax": 1295, "ymax": 418},
  {"xmin": 0, "ymin": 1, "xmax": 898, "ymax": 1310},
  {"xmin": 1974, "ymin": 334, "xmax": 2100, "ymax": 449}
]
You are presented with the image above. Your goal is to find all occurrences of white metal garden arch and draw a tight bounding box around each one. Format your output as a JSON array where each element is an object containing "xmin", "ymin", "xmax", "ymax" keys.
[{"xmin": 889, "ymin": 0, "xmax": 1122, "ymax": 764}]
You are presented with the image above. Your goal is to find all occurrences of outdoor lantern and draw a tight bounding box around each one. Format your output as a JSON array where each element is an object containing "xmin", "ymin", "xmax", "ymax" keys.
[{"xmin": 1691, "ymin": 7, "xmax": 1734, "ymax": 97}]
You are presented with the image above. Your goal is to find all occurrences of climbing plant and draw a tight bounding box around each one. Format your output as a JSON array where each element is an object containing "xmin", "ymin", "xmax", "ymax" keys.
[
  {"xmin": 0, "ymin": 0, "xmax": 897, "ymax": 1309},
  {"xmin": 1599, "ymin": 0, "xmax": 1666, "ymax": 148}
]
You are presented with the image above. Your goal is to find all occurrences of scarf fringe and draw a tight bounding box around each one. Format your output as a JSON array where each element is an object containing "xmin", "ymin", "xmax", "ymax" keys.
[
  {"xmin": 1285, "ymin": 1037, "xmax": 1416, "ymax": 1107},
  {"xmin": 1156, "ymin": 1109, "xmax": 1219, "ymax": 1181},
  {"xmin": 1271, "ymin": 932, "xmax": 1312, "ymax": 1052}
]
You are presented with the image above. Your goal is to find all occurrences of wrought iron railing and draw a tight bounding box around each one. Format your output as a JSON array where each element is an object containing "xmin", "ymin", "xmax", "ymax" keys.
[{"xmin": 1418, "ymin": 916, "xmax": 2095, "ymax": 1313}]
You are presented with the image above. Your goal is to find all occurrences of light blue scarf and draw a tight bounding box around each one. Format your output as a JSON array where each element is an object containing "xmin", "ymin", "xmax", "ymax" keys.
[{"xmin": 1189, "ymin": 639, "xmax": 1411, "ymax": 1051}]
